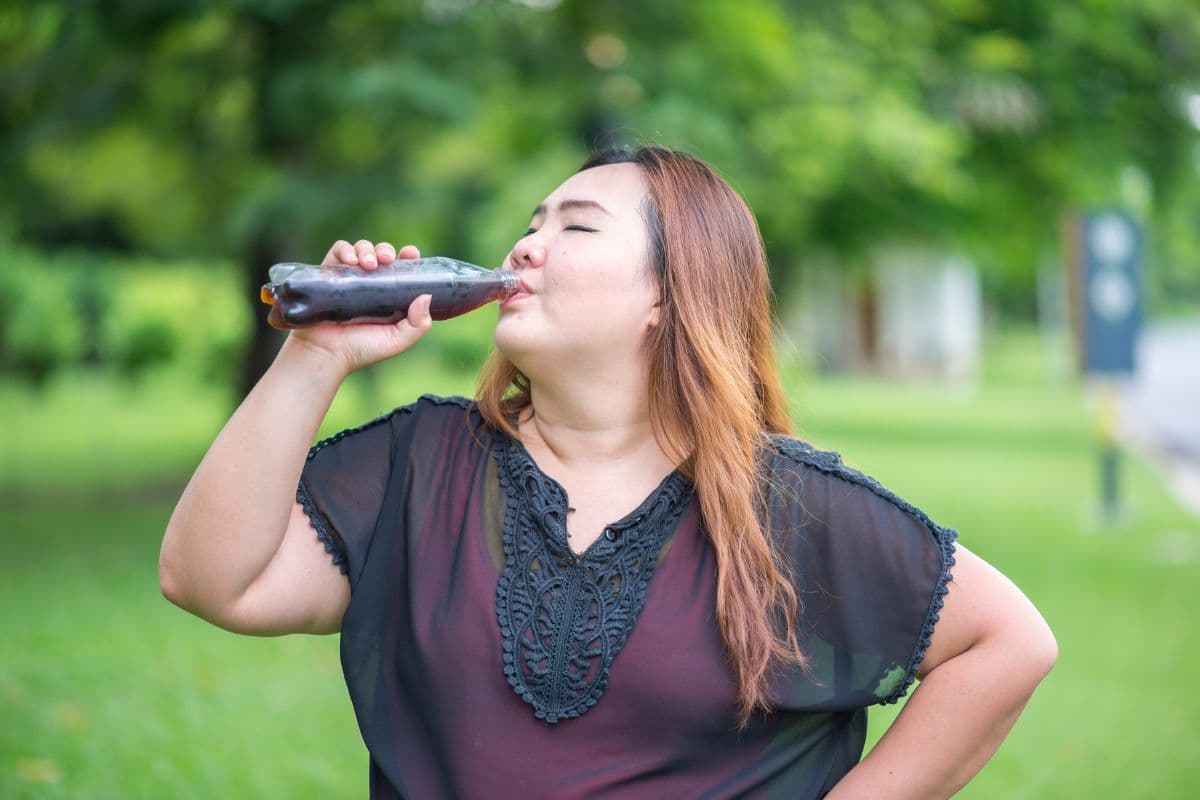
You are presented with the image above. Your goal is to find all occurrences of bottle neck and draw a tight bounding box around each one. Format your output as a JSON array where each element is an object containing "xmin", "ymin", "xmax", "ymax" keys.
[{"xmin": 499, "ymin": 270, "xmax": 520, "ymax": 295}]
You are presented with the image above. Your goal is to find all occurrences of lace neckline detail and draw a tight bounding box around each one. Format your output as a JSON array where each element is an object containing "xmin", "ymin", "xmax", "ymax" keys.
[{"xmin": 492, "ymin": 433, "xmax": 694, "ymax": 723}]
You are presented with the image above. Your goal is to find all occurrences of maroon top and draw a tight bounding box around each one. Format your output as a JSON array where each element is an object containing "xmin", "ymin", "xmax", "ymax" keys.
[{"xmin": 298, "ymin": 395, "xmax": 956, "ymax": 799}]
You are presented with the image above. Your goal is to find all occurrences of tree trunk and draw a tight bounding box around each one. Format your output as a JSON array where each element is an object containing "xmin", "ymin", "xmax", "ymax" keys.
[
  {"xmin": 238, "ymin": 234, "xmax": 287, "ymax": 400},
  {"xmin": 235, "ymin": 11, "xmax": 293, "ymax": 401}
]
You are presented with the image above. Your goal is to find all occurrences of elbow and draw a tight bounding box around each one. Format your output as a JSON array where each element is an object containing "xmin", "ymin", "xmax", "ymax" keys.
[
  {"xmin": 158, "ymin": 550, "xmax": 187, "ymax": 609},
  {"xmin": 1032, "ymin": 619, "xmax": 1059, "ymax": 681},
  {"xmin": 1007, "ymin": 588, "xmax": 1058, "ymax": 686},
  {"xmin": 1012, "ymin": 612, "xmax": 1057, "ymax": 690},
  {"xmin": 158, "ymin": 553, "xmax": 228, "ymax": 626},
  {"xmin": 158, "ymin": 524, "xmax": 194, "ymax": 611},
  {"xmin": 988, "ymin": 611, "xmax": 1057, "ymax": 692},
  {"xmin": 158, "ymin": 528, "xmax": 248, "ymax": 631},
  {"xmin": 159, "ymin": 515, "xmax": 182, "ymax": 605},
  {"xmin": 159, "ymin": 514, "xmax": 208, "ymax": 614}
]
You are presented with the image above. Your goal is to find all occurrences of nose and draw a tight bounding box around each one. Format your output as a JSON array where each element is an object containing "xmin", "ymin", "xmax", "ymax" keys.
[{"xmin": 510, "ymin": 232, "xmax": 547, "ymax": 271}]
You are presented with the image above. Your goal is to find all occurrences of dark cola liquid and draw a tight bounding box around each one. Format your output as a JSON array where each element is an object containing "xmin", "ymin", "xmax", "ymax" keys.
[{"xmin": 261, "ymin": 257, "xmax": 519, "ymax": 329}]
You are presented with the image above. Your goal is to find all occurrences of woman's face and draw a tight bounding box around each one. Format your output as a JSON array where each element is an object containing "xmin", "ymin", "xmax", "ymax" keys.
[{"xmin": 494, "ymin": 162, "xmax": 661, "ymax": 375}]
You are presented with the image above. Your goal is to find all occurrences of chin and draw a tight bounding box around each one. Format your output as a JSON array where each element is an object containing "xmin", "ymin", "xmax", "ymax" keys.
[
  {"xmin": 492, "ymin": 320, "xmax": 536, "ymax": 365},
  {"xmin": 493, "ymin": 323, "xmax": 568, "ymax": 377}
]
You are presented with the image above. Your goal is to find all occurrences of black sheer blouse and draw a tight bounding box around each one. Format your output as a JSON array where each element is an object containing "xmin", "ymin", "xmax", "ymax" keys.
[{"xmin": 298, "ymin": 395, "xmax": 956, "ymax": 799}]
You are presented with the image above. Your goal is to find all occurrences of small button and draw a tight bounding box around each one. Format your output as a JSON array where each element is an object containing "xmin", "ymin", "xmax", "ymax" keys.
[{"xmin": 603, "ymin": 527, "xmax": 616, "ymax": 541}]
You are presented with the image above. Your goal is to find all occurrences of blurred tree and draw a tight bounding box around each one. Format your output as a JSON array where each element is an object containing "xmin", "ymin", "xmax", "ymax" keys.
[
  {"xmin": 1, "ymin": 0, "xmax": 1197, "ymax": 392},
  {"xmin": 1, "ymin": 0, "xmax": 505, "ymax": 393}
]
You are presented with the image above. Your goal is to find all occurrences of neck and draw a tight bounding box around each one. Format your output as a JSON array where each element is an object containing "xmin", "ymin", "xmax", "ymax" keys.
[{"xmin": 518, "ymin": 366, "xmax": 670, "ymax": 473}]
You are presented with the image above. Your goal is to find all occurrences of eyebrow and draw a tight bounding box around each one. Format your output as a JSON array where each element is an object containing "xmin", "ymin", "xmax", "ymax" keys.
[{"xmin": 531, "ymin": 199, "xmax": 613, "ymax": 218}]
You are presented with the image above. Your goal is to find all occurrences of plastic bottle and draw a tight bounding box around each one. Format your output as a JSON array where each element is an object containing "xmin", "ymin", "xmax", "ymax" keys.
[{"xmin": 260, "ymin": 257, "xmax": 519, "ymax": 329}]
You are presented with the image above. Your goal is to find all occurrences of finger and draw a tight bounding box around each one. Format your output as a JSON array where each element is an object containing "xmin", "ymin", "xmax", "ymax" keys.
[
  {"xmin": 397, "ymin": 244, "xmax": 421, "ymax": 260},
  {"xmin": 405, "ymin": 294, "xmax": 433, "ymax": 331},
  {"xmin": 355, "ymin": 239, "xmax": 377, "ymax": 269},
  {"xmin": 384, "ymin": 295, "xmax": 433, "ymax": 352},
  {"xmin": 322, "ymin": 240, "xmax": 353, "ymax": 266},
  {"xmin": 376, "ymin": 242, "xmax": 397, "ymax": 265}
]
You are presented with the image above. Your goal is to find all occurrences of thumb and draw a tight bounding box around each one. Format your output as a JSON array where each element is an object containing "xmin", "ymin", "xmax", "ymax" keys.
[
  {"xmin": 407, "ymin": 294, "xmax": 433, "ymax": 331},
  {"xmin": 387, "ymin": 294, "xmax": 433, "ymax": 349}
]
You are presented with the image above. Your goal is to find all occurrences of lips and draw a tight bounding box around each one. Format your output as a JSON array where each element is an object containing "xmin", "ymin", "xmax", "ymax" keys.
[{"xmin": 501, "ymin": 277, "xmax": 535, "ymax": 308}]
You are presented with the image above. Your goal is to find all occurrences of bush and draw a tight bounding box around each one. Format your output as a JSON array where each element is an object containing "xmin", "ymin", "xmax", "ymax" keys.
[
  {"xmin": 0, "ymin": 241, "xmax": 250, "ymax": 387},
  {"xmin": 101, "ymin": 259, "xmax": 249, "ymax": 383},
  {"xmin": 0, "ymin": 252, "xmax": 85, "ymax": 387}
]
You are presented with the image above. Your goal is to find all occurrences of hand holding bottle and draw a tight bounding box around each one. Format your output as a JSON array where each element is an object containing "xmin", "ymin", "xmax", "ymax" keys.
[{"xmin": 282, "ymin": 239, "xmax": 433, "ymax": 378}]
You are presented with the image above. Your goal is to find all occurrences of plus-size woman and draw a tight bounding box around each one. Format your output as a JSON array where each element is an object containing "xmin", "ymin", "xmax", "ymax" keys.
[{"xmin": 160, "ymin": 146, "xmax": 1056, "ymax": 798}]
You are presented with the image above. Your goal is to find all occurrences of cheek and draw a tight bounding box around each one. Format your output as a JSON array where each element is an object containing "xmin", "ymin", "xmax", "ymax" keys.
[
  {"xmin": 553, "ymin": 254, "xmax": 642, "ymax": 292},
  {"xmin": 545, "ymin": 272, "xmax": 621, "ymax": 316},
  {"xmin": 558, "ymin": 282, "xmax": 659, "ymax": 338}
]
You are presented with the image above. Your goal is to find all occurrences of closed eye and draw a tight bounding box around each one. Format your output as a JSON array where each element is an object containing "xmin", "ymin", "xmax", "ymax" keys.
[{"xmin": 522, "ymin": 225, "xmax": 597, "ymax": 236}]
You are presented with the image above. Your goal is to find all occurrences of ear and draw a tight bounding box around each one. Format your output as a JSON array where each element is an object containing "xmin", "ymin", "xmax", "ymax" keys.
[{"xmin": 647, "ymin": 299, "xmax": 663, "ymax": 328}]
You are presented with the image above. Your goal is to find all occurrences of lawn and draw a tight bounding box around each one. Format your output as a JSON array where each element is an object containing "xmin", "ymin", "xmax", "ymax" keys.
[{"xmin": 2, "ymin": 328, "xmax": 1197, "ymax": 798}]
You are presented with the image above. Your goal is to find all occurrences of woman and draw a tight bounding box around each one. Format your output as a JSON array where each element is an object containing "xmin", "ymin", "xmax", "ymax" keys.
[{"xmin": 160, "ymin": 146, "xmax": 1056, "ymax": 798}]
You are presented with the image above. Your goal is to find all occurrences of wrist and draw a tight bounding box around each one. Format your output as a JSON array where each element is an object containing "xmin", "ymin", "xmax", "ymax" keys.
[{"xmin": 275, "ymin": 335, "xmax": 353, "ymax": 388}]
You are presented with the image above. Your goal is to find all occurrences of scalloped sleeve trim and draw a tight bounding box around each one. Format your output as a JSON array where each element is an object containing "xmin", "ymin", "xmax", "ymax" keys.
[
  {"xmin": 766, "ymin": 435, "xmax": 959, "ymax": 704},
  {"xmin": 883, "ymin": 519, "xmax": 957, "ymax": 704},
  {"xmin": 297, "ymin": 479, "xmax": 349, "ymax": 575}
]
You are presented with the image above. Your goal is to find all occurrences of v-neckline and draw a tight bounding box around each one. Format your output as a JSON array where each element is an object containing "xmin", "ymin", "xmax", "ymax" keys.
[
  {"xmin": 491, "ymin": 434, "xmax": 695, "ymax": 725},
  {"xmin": 502, "ymin": 433, "xmax": 687, "ymax": 558}
]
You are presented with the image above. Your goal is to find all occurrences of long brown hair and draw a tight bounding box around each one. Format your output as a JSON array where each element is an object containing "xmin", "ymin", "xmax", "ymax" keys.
[{"xmin": 476, "ymin": 145, "xmax": 806, "ymax": 724}]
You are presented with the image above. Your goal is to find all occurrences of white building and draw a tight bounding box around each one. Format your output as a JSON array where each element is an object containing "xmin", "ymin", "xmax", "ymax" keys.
[{"xmin": 786, "ymin": 247, "xmax": 982, "ymax": 382}]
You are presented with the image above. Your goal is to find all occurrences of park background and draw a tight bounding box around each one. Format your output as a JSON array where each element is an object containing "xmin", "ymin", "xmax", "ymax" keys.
[{"xmin": 2, "ymin": 0, "xmax": 1198, "ymax": 797}]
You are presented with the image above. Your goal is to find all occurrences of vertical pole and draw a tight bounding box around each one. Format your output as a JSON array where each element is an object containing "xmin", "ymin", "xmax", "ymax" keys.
[{"xmin": 1096, "ymin": 381, "xmax": 1121, "ymax": 524}]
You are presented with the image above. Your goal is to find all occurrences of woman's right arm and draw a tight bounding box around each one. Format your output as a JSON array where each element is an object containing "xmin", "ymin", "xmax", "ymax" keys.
[{"xmin": 158, "ymin": 240, "xmax": 431, "ymax": 636}]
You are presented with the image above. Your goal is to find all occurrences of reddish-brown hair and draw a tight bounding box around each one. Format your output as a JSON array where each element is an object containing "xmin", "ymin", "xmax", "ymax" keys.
[{"xmin": 476, "ymin": 145, "xmax": 806, "ymax": 724}]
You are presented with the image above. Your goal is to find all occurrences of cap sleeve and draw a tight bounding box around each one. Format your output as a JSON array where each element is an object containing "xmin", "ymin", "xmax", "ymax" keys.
[
  {"xmin": 764, "ymin": 436, "xmax": 957, "ymax": 711},
  {"xmin": 297, "ymin": 394, "xmax": 470, "ymax": 590}
]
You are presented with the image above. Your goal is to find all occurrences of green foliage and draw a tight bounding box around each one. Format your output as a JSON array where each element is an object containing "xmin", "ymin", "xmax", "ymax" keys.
[
  {"xmin": 0, "ymin": 259, "xmax": 84, "ymax": 387},
  {"xmin": 0, "ymin": 0, "xmax": 1197, "ymax": 386},
  {"xmin": 99, "ymin": 260, "xmax": 250, "ymax": 382},
  {"xmin": 0, "ymin": 242, "xmax": 250, "ymax": 383},
  {"xmin": 104, "ymin": 290, "xmax": 180, "ymax": 380}
]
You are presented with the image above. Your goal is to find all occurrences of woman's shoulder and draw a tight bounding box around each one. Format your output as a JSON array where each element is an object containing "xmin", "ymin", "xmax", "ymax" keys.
[
  {"xmin": 762, "ymin": 433, "xmax": 847, "ymax": 476},
  {"xmin": 401, "ymin": 393, "xmax": 476, "ymax": 419},
  {"xmin": 357, "ymin": 393, "xmax": 476, "ymax": 428},
  {"xmin": 760, "ymin": 433, "xmax": 945, "ymax": 534},
  {"xmin": 380, "ymin": 394, "xmax": 480, "ymax": 443},
  {"xmin": 307, "ymin": 394, "xmax": 477, "ymax": 459},
  {"xmin": 761, "ymin": 432, "xmax": 870, "ymax": 492}
]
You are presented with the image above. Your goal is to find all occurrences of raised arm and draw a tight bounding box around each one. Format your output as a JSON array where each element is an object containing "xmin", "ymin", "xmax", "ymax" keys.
[
  {"xmin": 159, "ymin": 241, "xmax": 431, "ymax": 636},
  {"xmin": 826, "ymin": 544, "xmax": 1058, "ymax": 799}
]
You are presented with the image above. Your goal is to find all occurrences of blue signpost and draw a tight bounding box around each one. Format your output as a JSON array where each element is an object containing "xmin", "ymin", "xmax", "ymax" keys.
[
  {"xmin": 1074, "ymin": 209, "xmax": 1143, "ymax": 524},
  {"xmin": 1081, "ymin": 210, "xmax": 1142, "ymax": 375}
]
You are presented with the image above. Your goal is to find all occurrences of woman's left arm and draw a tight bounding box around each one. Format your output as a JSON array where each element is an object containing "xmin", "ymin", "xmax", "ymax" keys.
[{"xmin": 826, "ymin": 543, "xmax": 1058, "ymax": 799}]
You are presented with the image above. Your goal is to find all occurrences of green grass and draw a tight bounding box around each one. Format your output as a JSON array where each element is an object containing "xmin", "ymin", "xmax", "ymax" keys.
[{"xmin": 2, "ymin": 327, "xmax": 1198, "ymax": 798}]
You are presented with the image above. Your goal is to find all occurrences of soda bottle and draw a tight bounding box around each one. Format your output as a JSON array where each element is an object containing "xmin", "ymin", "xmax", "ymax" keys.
[{"xmin": 260, "ymin": 257, "xmax": 520, "ymax": 329}]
